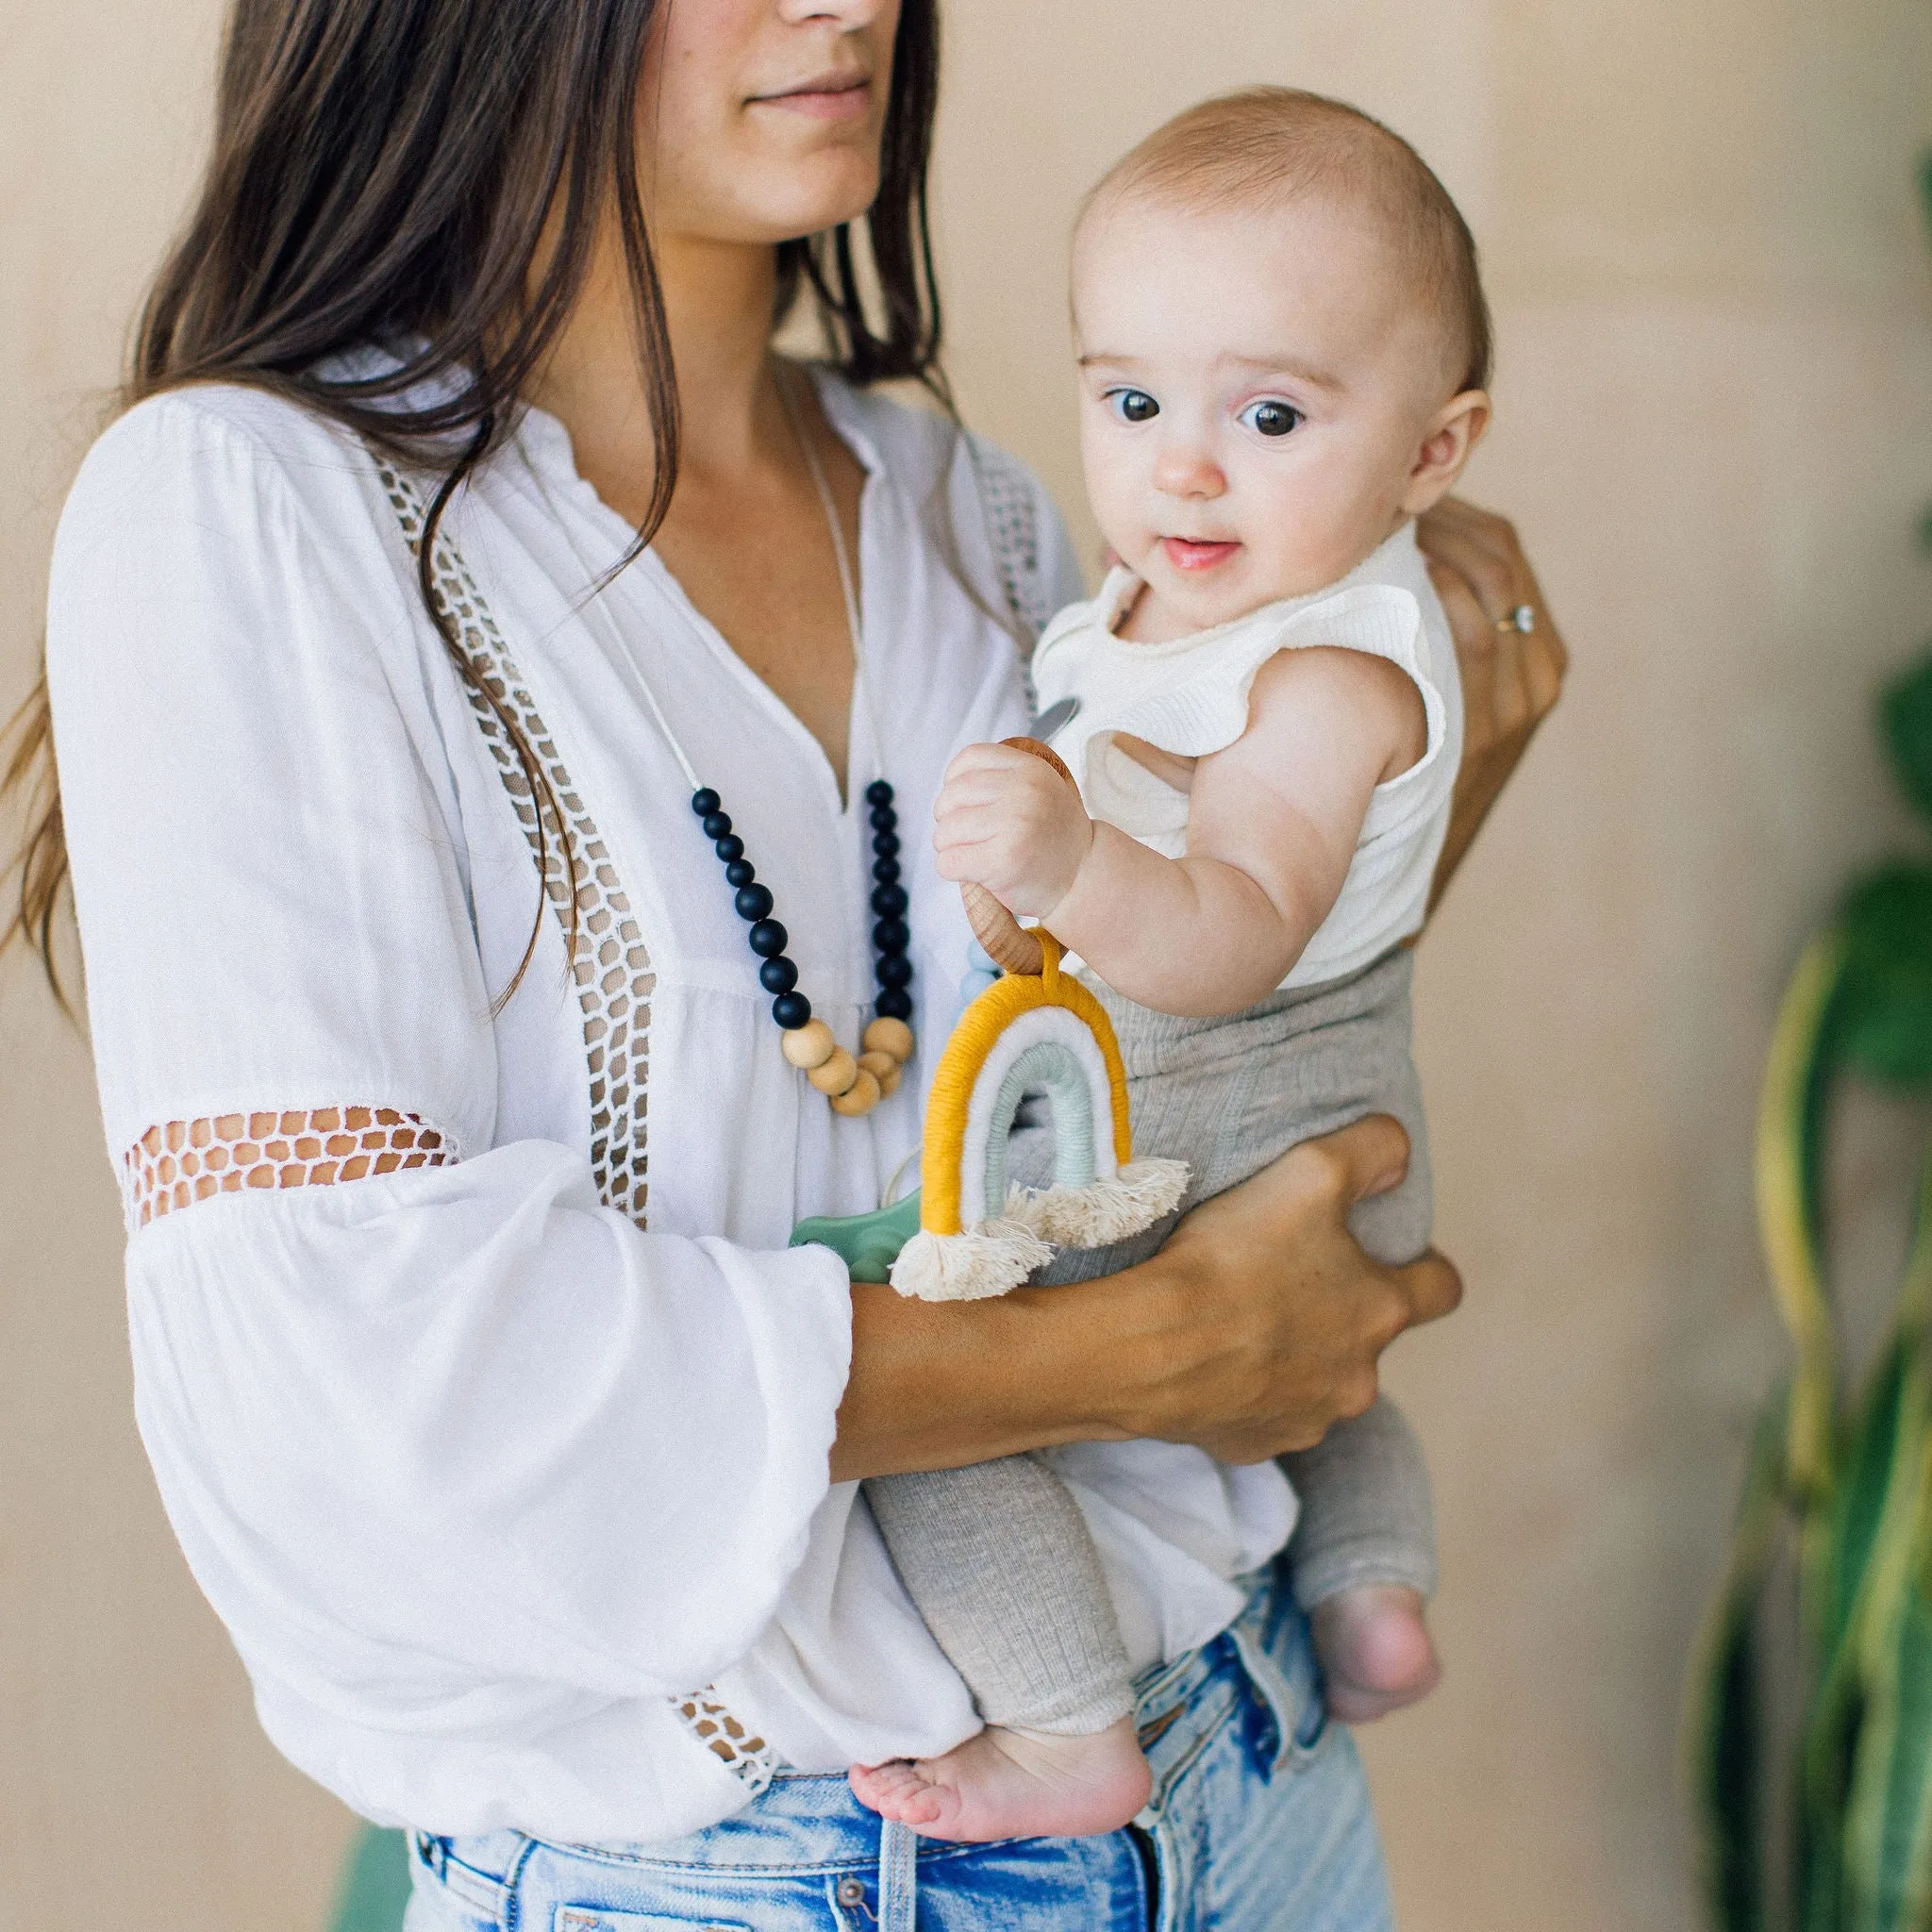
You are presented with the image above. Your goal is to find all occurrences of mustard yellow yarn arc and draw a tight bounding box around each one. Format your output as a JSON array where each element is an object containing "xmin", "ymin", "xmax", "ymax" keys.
[{"xmin": 920, "ymin": 933, "xmax": 1134, "ymax": 1238}]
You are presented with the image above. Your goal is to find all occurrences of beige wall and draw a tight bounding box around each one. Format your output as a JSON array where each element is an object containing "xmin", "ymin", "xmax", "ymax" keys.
[{"xmin": 6, "ymin": 4, "xmax": 1931, "ymax": 1927}]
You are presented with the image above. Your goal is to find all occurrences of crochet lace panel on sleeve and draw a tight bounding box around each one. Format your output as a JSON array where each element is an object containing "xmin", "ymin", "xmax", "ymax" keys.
[
  {"xmin": 376, "ymin": 457, "xmax": 655, "ymax": 1228},
  {"xmin": 122, "ymin": 1109, "xmax": 455, "ymax": 1230},
  {"xmin": 672, "ymin": 1692, "xmax": 779, "ymax": 1796},
  {"xmin": 375, "ymin": 455, "xmax": 773, "ymax": 1789},
  {"xmin": 968, "ymin": 437, "xmax": 1053, "ymax": 646}
]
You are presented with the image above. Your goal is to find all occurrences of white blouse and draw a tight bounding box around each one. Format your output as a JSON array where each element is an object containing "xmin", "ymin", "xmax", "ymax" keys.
[{"xmin": 45, "ymin": 367, "xmax": 1297, "ymax": 1843}]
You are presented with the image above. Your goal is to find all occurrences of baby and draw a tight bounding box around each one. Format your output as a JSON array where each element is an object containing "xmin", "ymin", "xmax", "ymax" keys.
[{"xmin": 853, "ymin": 87, "xmax": 1491, "ymax": 1842}]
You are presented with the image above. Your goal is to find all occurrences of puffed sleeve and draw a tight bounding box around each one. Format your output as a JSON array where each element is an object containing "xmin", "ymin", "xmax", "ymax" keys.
[{"xmin": 44, "ymin": 395, "xmax": 854, "ymax": 1830}]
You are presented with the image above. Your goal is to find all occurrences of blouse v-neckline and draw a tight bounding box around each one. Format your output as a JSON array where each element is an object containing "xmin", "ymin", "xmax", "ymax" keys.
[{"xmin": 513, "ymin": 371, "xmax": 882, "ymax": 822}]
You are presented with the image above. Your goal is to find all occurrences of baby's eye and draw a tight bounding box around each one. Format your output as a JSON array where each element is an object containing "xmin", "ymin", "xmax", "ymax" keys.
[
  {"xmin": 1105, "ymin": 388, "xmax": 1159, "ymax": 425},
  {"xmin": 1239, "ymin": 399, "xmax": 1303, "ymax": 438}
]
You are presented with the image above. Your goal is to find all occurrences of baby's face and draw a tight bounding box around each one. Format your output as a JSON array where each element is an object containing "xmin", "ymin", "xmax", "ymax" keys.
[{"xmin": 1073, "ymin": 191, "xmax": 1474, "ymax": 633}]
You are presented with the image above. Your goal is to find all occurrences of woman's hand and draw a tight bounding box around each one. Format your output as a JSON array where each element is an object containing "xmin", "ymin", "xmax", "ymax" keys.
[
  {"xmin": 832, "ymin": 1116, "xmax": 1461, "ymax": 1480},
  {"xmin": 1416, "ymin": 497, "xmax": 1568, "ymax": 909}
]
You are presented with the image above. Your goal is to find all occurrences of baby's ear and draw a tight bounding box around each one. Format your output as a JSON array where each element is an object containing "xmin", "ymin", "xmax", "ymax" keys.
[{"xmin": 1401, "ymin": 391, "xmax": 1491, "ymax": 517}]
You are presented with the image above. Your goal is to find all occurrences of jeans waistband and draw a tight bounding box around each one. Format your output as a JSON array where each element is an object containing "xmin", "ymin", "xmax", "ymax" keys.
[{"xmin": 411, "ymin": 1563, "xmax": 1312, "ymax": 1929}]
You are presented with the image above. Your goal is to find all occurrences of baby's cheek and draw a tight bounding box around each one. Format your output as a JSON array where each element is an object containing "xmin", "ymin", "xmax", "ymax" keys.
[{"xmin": 1080, "ymin": 435, "xmax": 1152, "ymax": 561}]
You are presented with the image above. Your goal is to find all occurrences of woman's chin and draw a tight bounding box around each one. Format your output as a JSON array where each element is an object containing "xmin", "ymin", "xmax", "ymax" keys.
[{"xmin": 718, "ymin": 150, "xmax": 882, "ymax": 247}]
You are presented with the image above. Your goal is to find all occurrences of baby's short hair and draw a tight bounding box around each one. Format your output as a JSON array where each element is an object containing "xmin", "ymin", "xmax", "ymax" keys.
[{"xmin": 1088, "ymin": 87, "xmax": 1492, "ymax": 396}]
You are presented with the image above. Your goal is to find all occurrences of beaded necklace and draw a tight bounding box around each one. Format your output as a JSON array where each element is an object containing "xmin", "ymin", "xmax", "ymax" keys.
[{"xmin": 588, "ymin": 368, "xmax": 914, "ymax": 1119}]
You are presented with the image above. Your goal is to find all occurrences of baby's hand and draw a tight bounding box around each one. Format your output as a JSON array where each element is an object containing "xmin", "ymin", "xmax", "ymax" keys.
[{"xmin": 933, "ymin": 741, "xmax": 1093, "ymax": 919}]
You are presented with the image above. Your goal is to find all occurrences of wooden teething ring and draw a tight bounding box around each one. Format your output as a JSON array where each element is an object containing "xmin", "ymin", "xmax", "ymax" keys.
[{"xmin": 959, "ymin": 737, "xmax": 1079, "ymax": 978}]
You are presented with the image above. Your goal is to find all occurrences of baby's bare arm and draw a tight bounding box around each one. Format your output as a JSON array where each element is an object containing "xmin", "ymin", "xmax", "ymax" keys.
[{"xmin": 934, "ymin": 649, "xmax": 1425, "ymax": 1017}]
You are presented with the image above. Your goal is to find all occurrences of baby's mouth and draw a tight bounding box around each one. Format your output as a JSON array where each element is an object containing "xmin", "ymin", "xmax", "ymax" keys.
[{"xmin": 1160, "ymin": 537, "xmax": 1242, "ymax": 573}]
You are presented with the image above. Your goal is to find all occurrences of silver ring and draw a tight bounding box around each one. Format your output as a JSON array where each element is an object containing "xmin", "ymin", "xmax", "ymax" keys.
[{"xmin": 1495, "ymin": 604, "xmax": 1536, "ymax": 635}]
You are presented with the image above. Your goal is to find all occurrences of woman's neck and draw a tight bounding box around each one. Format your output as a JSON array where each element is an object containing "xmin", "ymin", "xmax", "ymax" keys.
[{"xmin": 529, "ymin": 221, "xmax": 787, "ymax": 530}]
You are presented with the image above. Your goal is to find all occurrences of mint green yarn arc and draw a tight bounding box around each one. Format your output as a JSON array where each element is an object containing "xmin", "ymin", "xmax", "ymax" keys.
[
  {"xmin": 329, "ymin": 1826, "xmax": 410, "ymax": 1932},
  {"xmin": 791, "ymin": 1185, "xmax": 924, "ymax": 1282},
  {"xmin": 979, "ymin": 1040, "xmax": 1100, "ymax": 1217}
]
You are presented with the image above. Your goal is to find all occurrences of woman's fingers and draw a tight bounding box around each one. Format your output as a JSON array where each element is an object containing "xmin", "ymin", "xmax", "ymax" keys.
[
  {"xmin": 1391, "ymin": 1248, "xmax": 1463, "ymax": 1330},
  {"xmin": 1132, "ymin": 1113, "xmax": 1462, "ymax": 1462},
  {"xmin": 1416, "ymin": 497, "xmax": 1569, "ymax": 908},
  {"xmin": 1418, "ymin": 498, "xmax": 1566, "ymax": 741},
  {"xmin": 1277, "ymin": 1109, "xmax": 1411, "ymax": 1207},
  {"xmin": 1430, "ymin": 558, "xmax": 1524, "ymax": 738}
]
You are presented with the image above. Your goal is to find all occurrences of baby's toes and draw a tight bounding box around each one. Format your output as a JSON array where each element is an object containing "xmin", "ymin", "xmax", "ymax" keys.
[{"xmin": 848, "ymin": 1759, "xmax": 943, "ymax": 1825}]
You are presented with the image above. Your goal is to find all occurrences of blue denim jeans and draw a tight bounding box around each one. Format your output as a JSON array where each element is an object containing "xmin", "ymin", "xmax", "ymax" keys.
[{"xmin": 403, "ymin": 1562, "xmax": 1391, "ymax": 1931}]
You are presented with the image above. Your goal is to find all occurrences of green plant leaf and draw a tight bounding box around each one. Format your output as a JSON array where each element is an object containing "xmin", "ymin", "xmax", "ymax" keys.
[
  {"xmin": 1689, "ymin": 1388, "xmax": 1792, "ymax": 1932},
  {"xmin": 1882, "ymin": 664, "xmax": 1932, "ymax": 831},
  {"xmin": 1838, "ymin": 866, "xmax": 1932, "ymax": 1086}
]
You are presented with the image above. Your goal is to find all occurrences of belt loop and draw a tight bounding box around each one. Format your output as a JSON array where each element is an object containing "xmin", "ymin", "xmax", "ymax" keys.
[
  {"xmin": 1226, "ymin": 1619, "xmax": 1301, "ymax": 1776},
  {"xmin": 878, "ymin": 1820, "xmax": 919, "ymax": 1930}
]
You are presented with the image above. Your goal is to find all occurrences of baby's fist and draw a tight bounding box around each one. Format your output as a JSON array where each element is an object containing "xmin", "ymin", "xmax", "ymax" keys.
[{"xmin": 933, "ymin": 741, "xmax": 1092, "ymax": 919}]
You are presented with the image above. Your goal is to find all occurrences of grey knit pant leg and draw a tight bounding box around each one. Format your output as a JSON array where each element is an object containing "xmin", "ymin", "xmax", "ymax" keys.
[
  {"xmin": 865, "ymin": 950, "xmax": 1440, "ymax": 1738},
  {"xmin": 1279, "ymin": 1395, "xmax": 1438, "ymax": 1604},
  {"xmin": 861, "ymin": 1140, "xmax": 1178, "ymax": 1737},
  {"xmin": 864, "ymin": 1458, "xmax": 1135, "ymax": 1734},
  {"xmin": 1099, "ymin": 952, "xmax": 1441, "ymax": 1609}
]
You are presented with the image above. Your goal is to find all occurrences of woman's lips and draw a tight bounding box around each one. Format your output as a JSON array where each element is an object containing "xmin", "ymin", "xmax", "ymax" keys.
[
  {"xmin": 752, "ymin": 75, "xmax": 872, "ymax": 122},
  {"xmin": 1161, "ymin": 537, "xmax": 1241, "ymax": 573}
]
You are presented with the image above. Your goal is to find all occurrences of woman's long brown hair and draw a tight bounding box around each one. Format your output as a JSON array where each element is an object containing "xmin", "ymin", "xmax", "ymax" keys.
[{"xmin": 2, "ymin": 0, "xmax": 943, "ymax": 1006}]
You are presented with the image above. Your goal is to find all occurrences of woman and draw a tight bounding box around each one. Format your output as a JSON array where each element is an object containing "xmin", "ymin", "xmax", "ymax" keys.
[{"xmin": 11, "ymin": 0, "xmax": 1563, "ymax": 1924}]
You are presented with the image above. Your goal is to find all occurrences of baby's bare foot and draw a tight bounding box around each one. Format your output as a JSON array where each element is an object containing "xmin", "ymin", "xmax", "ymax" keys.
[
  {"xmin": 848, "ymin": 1714, "xmax": 1151, "ymax": 1842},
  {"xmin": 1310, "ymin": 1584, "xmax": 1441, "ymax": 1723}
]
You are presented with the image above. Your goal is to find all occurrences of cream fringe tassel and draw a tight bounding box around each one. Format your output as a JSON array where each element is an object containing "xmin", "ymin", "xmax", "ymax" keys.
[
  {"xmin": 888, "ymin": 1160, "xmax": 1191, "ymax": 1301},
  {"xmin": 1005, "ymin": 1158, "xmax": 1191, "ymax": 1246},
  {"xmin": 890, "ymin": 1221, "xmax": 1055, "ymax": 1302}
]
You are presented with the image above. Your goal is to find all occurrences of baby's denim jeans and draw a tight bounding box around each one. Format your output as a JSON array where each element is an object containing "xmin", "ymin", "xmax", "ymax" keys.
[{"xmin": 403, "ymin": 1561, "xmax": 1391, "ymax": 1931}]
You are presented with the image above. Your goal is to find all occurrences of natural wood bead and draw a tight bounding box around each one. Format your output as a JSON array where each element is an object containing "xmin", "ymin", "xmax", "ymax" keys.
[
  {"xmin": 781, "ymin": 1019, "xmax": 837, "ymax": 1071},
  {"xmin": 877, "ymin": 1065, "xmax": 902, "ymax": 1098},
  {"xmin": 858, "ymin": 1050, "xmax": 897, "ymax": 1086},
  {"xmin": 862, "ymin": 1017, "xmax": 915, "ymax": 1064},
  {"xmin": 808, "ymin": 1047, "xmax": 859, "ymax": 1095},
  {"xmin": 829, "ymin": 1068, "xmax": 882, "ymax": 1117}
]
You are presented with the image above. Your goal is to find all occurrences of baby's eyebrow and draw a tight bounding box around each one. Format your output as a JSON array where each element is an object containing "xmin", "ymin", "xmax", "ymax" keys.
[
  {"xmin": 1222, "ymin": 353, "xmax": 1346, "ymax": 393},
  {"xmin": 1074, "ymin": 350, "xmax": 1347, "ymax": 395}
]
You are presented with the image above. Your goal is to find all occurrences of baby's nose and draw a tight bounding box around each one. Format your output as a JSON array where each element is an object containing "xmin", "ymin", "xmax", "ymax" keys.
[{"xmin": 1152, "ymin": 442, "xmax": 1226, "ymax": 499}]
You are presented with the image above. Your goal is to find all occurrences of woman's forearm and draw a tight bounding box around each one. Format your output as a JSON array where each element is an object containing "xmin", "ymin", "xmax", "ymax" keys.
[
  {"xmin": 833, "ymin": 1276, "xmax": 1138, "ymax": 1481},
  {"xmin": 830, "ymin": 1115, "xmax": 1463, "ymax": 1483}
]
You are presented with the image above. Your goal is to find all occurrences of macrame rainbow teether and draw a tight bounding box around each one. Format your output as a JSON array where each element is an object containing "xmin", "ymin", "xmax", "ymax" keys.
[{"xmin": 791, "ymin": 739, "xmax": 1189, "ymax": 1302}]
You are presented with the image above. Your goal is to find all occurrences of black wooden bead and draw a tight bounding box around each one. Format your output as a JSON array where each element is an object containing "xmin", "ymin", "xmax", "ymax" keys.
[
  {"xmin": 702, "ymin": 811, "xmax": 733, "ymax": 841},
  {"xmin": 873, "ymin": 918, "xmax": 910, "ymax": 956},
  {"xmin": 875, "ymin": 955, "xmax": 914, "ymax": 990},
  {"xmin": 759, "ymin": 956, "xmax": 799, "ymax": 994},
  {"xmin": 868, "ymin": 804, "xmax": 898, "ymax": 834},
  {"xmin": 875, "ymin": 988, "xmax": 913, "ymax": 1022},
  {"xmin": 872, "ymin": 830, "xmax": 901, "ymax": 859},
  {"xmin": 772, "ymin": 991, "xmax": 812, "ymax": 1029},
  {"xmin": 872, "ymin": 856, "xmax": 901, "ymax": 885},
  {"xmin": 871, "ymin": 883, "xmax": 908, "ymax": 919},
  {"xmin": 865, "ymin": 779, "xmax": 895, "ymax": 808},
  {"xmin": 713, "ymin": 834, "xmax": 745, "ymax": 865},
  {"xmin": 691, "ymin": 788, "xmax": 721, "ymax": 818},
  {"xmin": 734, "ymin": 883, "xmax": 774, "ymax": 923},
  {"xmin": 748, "ymin": 919, "xmax": 789, "ymax": 958},
  {"xmin": 724, "ymin": 858, "xmax": 757, "ymax": 889}
]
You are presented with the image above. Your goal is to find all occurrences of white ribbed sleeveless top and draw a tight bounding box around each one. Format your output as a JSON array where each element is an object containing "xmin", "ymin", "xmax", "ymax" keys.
[{"xmin": 1031, "ymin": 523, "xmax": 1464, "ymax": 991}]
